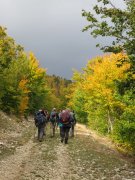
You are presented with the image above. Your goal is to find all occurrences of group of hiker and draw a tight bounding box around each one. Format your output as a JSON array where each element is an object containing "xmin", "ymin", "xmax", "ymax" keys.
[{"xmin": 34, "ymin": 108, "xmax": 76, "ymax": 144}]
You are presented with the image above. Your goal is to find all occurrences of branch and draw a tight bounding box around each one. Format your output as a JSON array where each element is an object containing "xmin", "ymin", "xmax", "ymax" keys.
[{"xmin": 109, "ymin": 0, "xmax": 117, "ymax": 9}]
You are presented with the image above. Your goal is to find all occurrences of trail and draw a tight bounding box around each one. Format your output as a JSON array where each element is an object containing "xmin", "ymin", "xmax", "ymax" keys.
[
  {"xmin": 0, "ymin": 140, "xmax": 35, "ymax": 180},
  {"xmin": 0, "ymin": 123, "xmax": 135, "ymax": 180}
]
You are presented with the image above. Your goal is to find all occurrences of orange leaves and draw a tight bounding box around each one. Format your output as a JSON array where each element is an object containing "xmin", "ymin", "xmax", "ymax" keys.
[
  {"xmin": 18, "ymin": 79, "xmax": 30, "ymax": 94},
  {"xmin": 19, "ymin": 96, "xmax": 29, "ymax": 115},
  {"xmin": 18, "ymin": 79, "xmax": 30, "ymax": 114}
]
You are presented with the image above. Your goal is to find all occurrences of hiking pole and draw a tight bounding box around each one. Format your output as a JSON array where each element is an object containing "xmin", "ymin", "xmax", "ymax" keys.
[{"xmin": 34, "ymin": 126, "xmax": 37, "ymax": 139}]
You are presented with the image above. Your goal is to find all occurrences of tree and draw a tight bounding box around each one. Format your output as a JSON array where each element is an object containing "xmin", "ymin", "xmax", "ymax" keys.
[
  {"xmin": 26, "ymin": 52, "xmax": 48, "ymax": 113},
  {"xmin": 82, "ymin": 0, "xmax": 135, "ymax": 91},
  {"xmin": 1, "ymin": 53, "xmax": 31, "ymax": 114},
  {"xmin": 70, "ymin": 53, "xmax": 135, "ymax": 151},
  {"xmin": 81, "ymin": 1, "xmax": 135, "ymax": 150},
  {"xmin": 71, "ymin": 53, "xmax": 130, "ymax": 133},
  {"xmin": 0, "ymin": 26, "xmax": 23, "ymax": 69},
  {"xmin": 0, "ymin": 27, "xmax": 23, "ymax": 107},
  {"xmin": 82, "ymin": 2, "xmax": 135, "ymax": 142},
  {"xmin": 82, "ymin": 0, "xmax": 135, "ymax": 57}
]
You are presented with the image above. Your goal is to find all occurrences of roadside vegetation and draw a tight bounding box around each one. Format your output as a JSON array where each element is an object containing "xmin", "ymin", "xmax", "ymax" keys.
[{"xmin": 68, "ymin": 0, "xmax": 135, "ymax": 154}]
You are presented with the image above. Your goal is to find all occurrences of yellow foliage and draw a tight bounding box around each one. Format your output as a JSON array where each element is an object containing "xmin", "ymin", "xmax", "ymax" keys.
[
  {"xmin": 19, "ymin": 96, "xmax": 29, "ymax": 114},
  {"xmin": 28, "ymin": 52, "xmax": 46, "ymax": 79},
  {"xmin": 18, "ymin": 79, "xmax": 30, "ymax": 114},
  {"xmin": 70, "ymin": 52, "xmax": 130, "ymax": 109},
  {"xmin": 19, "ymin": 79, "xmax": 30, "ymax": 93}
]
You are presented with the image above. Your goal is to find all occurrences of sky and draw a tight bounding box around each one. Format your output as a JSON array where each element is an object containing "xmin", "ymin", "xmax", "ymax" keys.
[{"xmin": 0, "ymin": 0, "xmax": 125, "ymax": 79}]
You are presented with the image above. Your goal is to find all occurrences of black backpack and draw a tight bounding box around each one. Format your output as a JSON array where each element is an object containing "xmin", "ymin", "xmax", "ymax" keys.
[{"xmin": 34, "ymin": 111, "xmax": 46, "ymax": 127}]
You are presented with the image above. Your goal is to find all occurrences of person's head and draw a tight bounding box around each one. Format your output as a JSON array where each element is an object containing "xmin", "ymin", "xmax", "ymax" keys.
[
  {"xmin": 66, "ymin": 108, "xmax": 71, "ymax": 112},
  {"xmin": 42, "ymin": 108, "xmax": 45, "ymax": 112},
  {"xmin": 52, "ymin": 108, "xmax": 56, "ymax": 111}
]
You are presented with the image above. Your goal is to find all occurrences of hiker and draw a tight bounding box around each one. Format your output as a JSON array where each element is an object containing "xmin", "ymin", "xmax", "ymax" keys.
[
  {"xmin": 59, "ymin": 109, "xmax": 72, "ymax": 144},
  {"xmin": 58, "ymin": 110, "xmax": 62, "ymax": 119},
  {"xmin": 49, "ymin": 108, "xmax": 57, "ymax": 137},
  {"xmin": 44, "ymin": 110, "xmax": 50, "ymax": 123},
  {"xmin": 58, "ymin": 109, "xmax": 62, "ymax": 131},
  {"xmin": 55, "ymin": 109, "xmax": 61, "ymax": 128},
  {"xmin": 34, "ymin": 109, "xmax": 47, "ymax": 141},
  {"xmin": 70, "ymin": 110, "xmax": 76, "ymax": 137},
  {"xmin": 43, "ymin": 110, "xmax": 50, "ymax": 136}
]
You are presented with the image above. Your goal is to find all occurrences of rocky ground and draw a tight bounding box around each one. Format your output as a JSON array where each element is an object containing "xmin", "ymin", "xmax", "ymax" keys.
[{"xmin": 0, "ymin": 112, "xmax": 135, "ymax": 180}]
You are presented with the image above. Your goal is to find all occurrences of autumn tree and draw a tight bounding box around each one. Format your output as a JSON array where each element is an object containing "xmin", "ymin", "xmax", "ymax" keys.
[
  {"xmin": 1, "ymin": 53, "xmax": 30, "ymax": 113},
  {"xmin": 24, "ymin": 52, "xmax": 48, "ymax": 114},
  {"xmin": 82, "ymin": 0, "xmax": 135, "ymax": 93},
  {"xmin": 70, "ymin": 53, "xmax": 135, "ymax": 151},
  {"xmin": 82, "ymin": 1, "xmax": 135, "ymax": 151},
  {"xmin": 0, "ymin": 27, "xmax": 49, "ymax": 115},
  {"xmin": 0, "ymin": 27, "xmax": 23, "ymax": 109}
]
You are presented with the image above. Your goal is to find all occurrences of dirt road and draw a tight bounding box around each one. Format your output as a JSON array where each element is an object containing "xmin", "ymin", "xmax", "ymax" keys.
[{"xmin": 0, "ymin": 122, "xmax": 135, "ymax": 180}]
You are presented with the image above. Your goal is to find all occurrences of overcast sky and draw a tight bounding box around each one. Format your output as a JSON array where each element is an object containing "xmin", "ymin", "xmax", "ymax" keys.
[{"xmin": 0, "ymin": 0, "xmax": 125, "ymax": 79}]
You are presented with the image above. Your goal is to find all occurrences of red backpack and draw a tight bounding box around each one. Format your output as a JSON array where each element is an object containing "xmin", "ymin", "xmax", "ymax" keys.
[{"xmin": 61, "ymin": 110, "xmax": 70, "ymax": 124}]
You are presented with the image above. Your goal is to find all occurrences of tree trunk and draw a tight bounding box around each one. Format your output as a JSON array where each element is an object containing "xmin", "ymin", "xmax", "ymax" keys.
[{"xmin": 107, "ymin": 107, "xmax": 113, "ymax": 133}]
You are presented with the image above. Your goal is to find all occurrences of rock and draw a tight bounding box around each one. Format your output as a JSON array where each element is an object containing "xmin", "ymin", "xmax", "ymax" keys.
[
  {"xmin": 0, "ymin": 142, "xmax": 4, "ymax": 145},
  {"xmin": 114, "ymin": 168, "xmax": 121, "ymax": 172}
]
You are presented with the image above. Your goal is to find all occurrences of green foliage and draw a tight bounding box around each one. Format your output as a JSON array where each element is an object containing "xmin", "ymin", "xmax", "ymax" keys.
[
  {"xmin": 82, "ymin": 0, "xmax": 135, "ymax": 56},
  {"xmin": 46, "ymin": 75, "xmax": 72, "ymax": 110},
  {"xmin": 0, "ymin": 27, "xmax": 51, "ymax": 115},
  {"xmin": 81, "ymin": 0, "xmax": 135, "ymax": 153},
  {"xmin": 72, "ymin": 89, "xmax": 88, "ymax": 124},
  {"xmin": 0, "ymin": 27, "xmax": 26, "ymax": 113},
  {"xmin": 0, "ymin": 26, "xmax": 72, "ymax": 115},
  {"xmin": 0, "ymin": 27, "xmax": 23, "ymax": 69},
  {"xmin": 112, "ymin": 90, "xmax": 135, "ymax": 151},
  {"xmin": 88, "ymin": 112, "xmax": 108, "ymax": 135},
  {"xmin": 69, "ymin": 53, "xmax": 135, "ymax": 153},
  {"xmin": 82, "ymin": 0, "xmax": 135, "ymax": 92}
]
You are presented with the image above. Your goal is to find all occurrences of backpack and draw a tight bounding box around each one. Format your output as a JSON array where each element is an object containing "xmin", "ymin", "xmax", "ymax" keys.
[
  {"xmin": 70, "ymin": 112, "xmax": 76, "ymax": 124},
  {"xmin": 34, "ymin": 111, "xmax": 46, "ymax": 127},
  {"xmin": 61, "ymin": 110, "xmax": 70, "ymax": 124},
  {"xmin": 50, "ymin": 111, "xmax": 56, "ymax": 122}
]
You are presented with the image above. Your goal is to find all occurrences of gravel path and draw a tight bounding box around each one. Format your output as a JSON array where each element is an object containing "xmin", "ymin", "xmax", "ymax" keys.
[{"xmin": 0, "ymin": 123, "xmax": 135, "ymax": 180}]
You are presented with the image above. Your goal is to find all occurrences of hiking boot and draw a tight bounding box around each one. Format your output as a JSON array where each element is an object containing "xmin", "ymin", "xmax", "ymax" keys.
[
  {"xmin": 65, "ymin": 139, "xmax": 68, "ymax": 144},
  {"xmin": 61, "ymin": 139, "xmax": 63, "ymax": 143},
  {"xmin": 39, "ymin": 138, "xmax": 42, "ymax": 142}
]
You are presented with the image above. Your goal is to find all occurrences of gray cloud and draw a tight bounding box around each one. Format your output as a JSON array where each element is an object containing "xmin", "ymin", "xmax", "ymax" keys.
[{"xmin": 0, "ymin": 0, "xmax": 125, "ymax": 79}]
